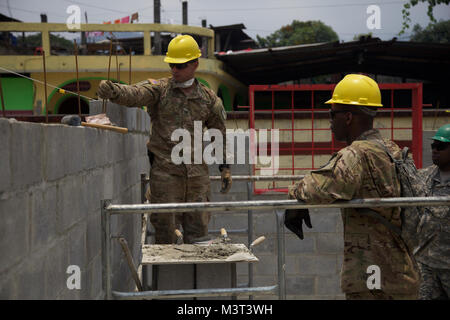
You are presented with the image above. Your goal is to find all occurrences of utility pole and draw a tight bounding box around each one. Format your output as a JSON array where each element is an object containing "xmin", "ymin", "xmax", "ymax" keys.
[
  {"xmin": 81, "ymin": 11, "xmax": 87, "ymax": 54},
  {"xmin": 201, "ymin": 19, "xmax": 207, "ymax": 58},
  {"xmin": 182, "ymin": 1, "xmax": 188, "ymax": 25},
  {"xmin": 154, "ymin": 0, "xmax": 161, "ymax": 55}
]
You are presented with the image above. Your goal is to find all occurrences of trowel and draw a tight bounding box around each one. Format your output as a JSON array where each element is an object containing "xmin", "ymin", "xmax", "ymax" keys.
[
  {"xmin": 225, "ymin": 235, "xmax": 266, "ymax": 262},
  {"xmin": 174, "ymin": 229, "xmax": 183, "ymax": 245},
  {"xmin": 220, "ymin": 228, "xmax": 231, "ymax": 243}
]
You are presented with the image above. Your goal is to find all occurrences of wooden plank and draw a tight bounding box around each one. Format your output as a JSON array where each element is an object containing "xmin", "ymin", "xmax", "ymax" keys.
[{"xmin": 142, "ymin": 243, "xmax": 258, "ymax": 265}]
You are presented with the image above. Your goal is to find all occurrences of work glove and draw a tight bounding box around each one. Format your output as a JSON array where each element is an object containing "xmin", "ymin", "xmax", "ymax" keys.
[
  {"xmin": 98, "ymin": 80, "xmax": 120, "ymax": 99},
  {"xmin": 284, "ymin": 208, "xmax": 312, "ymax": 240},
  {"xmin": 219, "ymin": 165, "xmax": 232, "ymax": 193}
]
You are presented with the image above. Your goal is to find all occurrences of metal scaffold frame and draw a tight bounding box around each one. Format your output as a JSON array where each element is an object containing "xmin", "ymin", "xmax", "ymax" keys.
[{"xmin": 101, "ymin": 174, "xmax": 450, "ymax": 300}]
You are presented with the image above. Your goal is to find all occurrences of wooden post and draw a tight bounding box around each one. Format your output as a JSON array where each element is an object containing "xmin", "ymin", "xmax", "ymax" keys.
[{"xmin": 42, "ymin": 51, "xmax": 48, "ymax": 122}]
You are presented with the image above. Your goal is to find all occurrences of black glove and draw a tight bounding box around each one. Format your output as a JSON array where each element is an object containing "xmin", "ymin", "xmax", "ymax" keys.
[{"xmin": 284, "ymin": 209, "xmax": 312, "ymax": 240}]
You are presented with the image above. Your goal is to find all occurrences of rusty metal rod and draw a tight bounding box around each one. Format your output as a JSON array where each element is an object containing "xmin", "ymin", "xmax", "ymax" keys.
[
  {"xmin": 129, "ymin": 47, "xmax": 132, "ymax": 84},
  {"xmin": 102, "ymin": 40, "xmax": 113, "ymax": 113},
  {"xmin": 42, "ymin": 50, "xmax": 48, "ymax": 123},
  {"xmin": 117, "ymin": 237, "xmax": 143, "ymax": 291},
  {"xmin": 105, "ymin": 196, "xmax": 450, "ymax": 215},
  {"xmin": 115, "ymin": 47, "xmax": 120, "ymax": 83},
  {"xmin": 74, "ymin": 39, "xmax": 81, "ymax": 117}
]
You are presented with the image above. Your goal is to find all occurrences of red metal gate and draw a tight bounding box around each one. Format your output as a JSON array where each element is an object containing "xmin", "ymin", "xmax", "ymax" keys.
[{"xmin": 249, "ymin": 82, "xmax": 423, "ymax": 194}]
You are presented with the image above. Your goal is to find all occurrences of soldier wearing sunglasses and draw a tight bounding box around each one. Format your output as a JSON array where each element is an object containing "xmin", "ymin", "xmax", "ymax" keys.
[
  {"xmin": 98, "ymin": 35, "xmax": 232, "ymax": 244},
  {"xmin": 416, "ymin": 124, "xmax": 450, "ymax": 300}
]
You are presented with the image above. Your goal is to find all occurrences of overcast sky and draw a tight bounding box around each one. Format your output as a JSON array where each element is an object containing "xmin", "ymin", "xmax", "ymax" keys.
[{"xmin": 1, "ymin": 0, "xmax": 449, "ymax": 42}]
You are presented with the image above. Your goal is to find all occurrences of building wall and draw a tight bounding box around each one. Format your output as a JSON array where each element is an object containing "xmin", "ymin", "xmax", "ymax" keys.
[{"xmin": 0, "ymin": 102, "xmax": 150, "ymax": 299}]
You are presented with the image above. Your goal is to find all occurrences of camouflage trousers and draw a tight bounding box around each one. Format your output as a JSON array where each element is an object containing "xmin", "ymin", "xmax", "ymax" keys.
[
  {"xmin": 345, "ymin": 291, "xmax": 417, "ymax": 300},
  {"xmin": 149, "ymin": 168, "xmax": 211, "ymax": 244},
  {"xmin": 418, "ymin": 262, "xmax": 450, "ymax": 300}
]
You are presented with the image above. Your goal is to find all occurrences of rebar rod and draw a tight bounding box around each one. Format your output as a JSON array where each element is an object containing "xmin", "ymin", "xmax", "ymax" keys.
[
  {"xmin": 105, "ymin": 196, "xmax": 450, "ymax": 215},
  {"xmin": 112, "ymin": 285, "xmax": 277, "ymax": 300}
]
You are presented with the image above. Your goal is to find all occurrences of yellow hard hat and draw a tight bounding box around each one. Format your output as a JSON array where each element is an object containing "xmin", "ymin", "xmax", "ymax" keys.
[
  {"xmin": 325, "ymin": 74, "xmax": 383, "ymax": 107},
  {"xmin": 164, "ymin": 35, "xmax": 202, "ymax": 64}
]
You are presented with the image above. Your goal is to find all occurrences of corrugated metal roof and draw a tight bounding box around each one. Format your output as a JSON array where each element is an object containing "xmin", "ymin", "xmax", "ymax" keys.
[{"xmin": 215, "ymin": 37, "xmax": 450, "ymax": 85}]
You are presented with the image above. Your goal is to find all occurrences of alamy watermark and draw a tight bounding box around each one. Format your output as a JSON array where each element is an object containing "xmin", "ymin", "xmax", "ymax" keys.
[
  {"xmin": 66, "ymin": 5, "xmax": 81, "ymax": 30},
  {"xmin": 171, "ymin": 121, "xmax": 279, "ymax": 175},
  {"xmin": 66, "ymin": 265, "xmax": 81, "ymax": 290},
  {"xmin": 366, "ymin": 265, "xmax": 381, "ymax": 290},
  {"xmin": 366, "ymin": 5, "xmax": 381, "ymax": 30}
]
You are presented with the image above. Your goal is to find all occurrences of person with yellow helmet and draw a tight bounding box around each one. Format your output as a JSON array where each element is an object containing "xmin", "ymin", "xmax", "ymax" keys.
[
  {"xmin": 285, "ymin": 74, "xmax": 420, "ymax": 299},
  {"xmin": 416, "ymin": 123, "xmax": 450, "ymax": 300},
  {"xmin": 97, "ymin": 35, "xmax": 232, "ymax": 244}
]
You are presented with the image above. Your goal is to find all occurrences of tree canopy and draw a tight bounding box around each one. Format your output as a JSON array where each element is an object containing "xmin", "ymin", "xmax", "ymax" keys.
[
  {"xmin": 400, "ymin": 0, "xmax": 450, "ymax": 35},
  {"xmin": 256, "ymin": 20, "xmax": 339, "ymax": 48},
  {"xmin": 410, "ymin": 19, "xmax": 450, "ymax": 43}
]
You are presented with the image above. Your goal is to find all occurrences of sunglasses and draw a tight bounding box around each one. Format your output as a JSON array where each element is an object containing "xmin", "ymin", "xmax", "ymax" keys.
[
  {"xmin": 169, "ymin": 62, "xmax": 190, "ymax": 70},
  {"xmin": 431, "ymin": 142, "xmax": 450, "ymax": 151},
  {"xmin": 329, "ymin": 110, "xmax": 358, "ymax": 119}
]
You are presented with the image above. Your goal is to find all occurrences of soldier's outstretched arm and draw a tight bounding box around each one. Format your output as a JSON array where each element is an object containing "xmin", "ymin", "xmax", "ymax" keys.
[{"xmin": 97, "ymin": 80, "xmax": 159, "ymax": 108}]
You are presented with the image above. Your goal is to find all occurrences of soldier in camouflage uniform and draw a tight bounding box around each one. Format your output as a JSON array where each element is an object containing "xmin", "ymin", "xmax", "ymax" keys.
[
  {"xmin": 98, "ymin": 35, "xmax": 232, "ymax": 244},
  {"xmin": 285, "ymin": 74, "xmax": 420, "ymax": 299},
  {"xmin": 415, "ymin": 124, "xmax": 450, "ymax": 299}
]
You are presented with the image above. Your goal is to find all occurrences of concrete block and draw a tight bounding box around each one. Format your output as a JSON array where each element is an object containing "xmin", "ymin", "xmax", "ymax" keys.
[
  {"xmin": 254, "ymin": 255, "xmax": 277, "ymax": 275},
  {"xmin": 0, "ymin": 274, "xmax": 17, "ymax": 299},
  {"xmin": 285, "ymin": 234, "xmax": 315, "ymax": 254},
  {"xmin": 44, "ymin": 240, "xmax": 69, "ymax": 299},
  {"xmin": 31, "ymin": 185, "xmax": 57, "ymax": 250},
  {"xmin": 309, "ymin": 209, "xmax": 340, "ymax": 233},
  {"xmin": 86, "ymin": 212, "xmax": 101, "ymax": 264},
  {"xmin": 285, "ymin": 255, "xmax": 298, "ymax": 275},
  {"xmin": 11, "ymin": 120, "xmax": 43, "ymax": 188},
  {"xmin": 153, "ymin": 264, "xmax": 195, "ymax": 290},
  {"xmin": 0, "ymin": 118, "xmax": 11, "ymax": 193},
  {"xmin": 212, "ymin": 212, "xmax": 248, "ymax": 231},
  {"xmin": 0, "ymin": 193, "xmax": 29, "ymax": 273},
  {"xmin": 124, "ymin": 107, "xmax": 137, "ymax": 131},
  {"xmin": 317, "ymin": 275, "xmax": 343, "ymax": 296},
  {"xmin": 17, "ymin": 256, "xmax": 46, "ymax": 299},
  {"xmin": 316, "ymin": 233, "xmax": 344, "ymax": 254},
  {"xmin": 253, "ymin": 211, "xmax": 277, "ymax": 234},
  {"xmin": 196, "ymin": 263, "xmax": 233, "ymax": 300},
  {"xmin": 298, "ymin": 254, "xmax": 337, "ymax": 275},
  {"xmin": 87, "ymin": 254, "xmax": 103, "ymax": 299},
  {"xmin": 286, "ymin": 275, "xmax": 315, "ymax": 296},
  {"xmin": 56, "ymin": 177, "xmax": 87, "ymax": 233},
  {"xmin": 102, "ymin": 166, "xmax": 114, "ymax": 200},
  {"xmin": 85, "ymin": 170, "xmax": 104, "ymax": 213},
  {"xmin": 84, "ymin": 128, "xmax": 107, "ymax": 169},
  {"xmin": 68, "ymin": 222, "xmax": 87, "ymax": 271}
]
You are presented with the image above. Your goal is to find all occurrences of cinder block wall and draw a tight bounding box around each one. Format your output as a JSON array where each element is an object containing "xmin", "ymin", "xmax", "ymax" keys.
[{"xmin": 0, "ymin": 102, "xmax": 150, "ymax": 299}]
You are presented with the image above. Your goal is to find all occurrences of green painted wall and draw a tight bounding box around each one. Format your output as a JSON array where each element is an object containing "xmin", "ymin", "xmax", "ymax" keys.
[{"xmin": 0, "ymin": 78, "xmax": 34, "ymax": 110}]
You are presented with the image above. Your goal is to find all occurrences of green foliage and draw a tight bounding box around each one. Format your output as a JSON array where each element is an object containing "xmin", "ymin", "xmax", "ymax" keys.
[
  {"xmin": 410, "ymin": 20, "xmax": 450, "ymax": 43},
  {"xmin": 256, "ymin": 20, "xmax": 339, "ymax": 48},
  {"xmin": 23, "ymin": 33, "xmax": 73, "ymax": 52},
  {"xmin": 399, "ymin": 0, "xmax": 450, "ymax": 35},
  {"xmin": 352, "ymin": 32, "xmax": 373, "ymax": 41}
]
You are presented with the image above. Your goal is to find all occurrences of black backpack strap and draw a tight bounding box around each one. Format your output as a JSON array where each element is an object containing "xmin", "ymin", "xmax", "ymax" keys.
[{"xmin": 357, "ymin": 208, "xmax": 402, "ymax": 237}]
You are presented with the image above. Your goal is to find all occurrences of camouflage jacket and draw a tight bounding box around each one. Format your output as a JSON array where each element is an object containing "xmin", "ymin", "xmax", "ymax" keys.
[
  {"xmin": 110, "ymin": 78, "xmax": 228, "ymax": 177},
  {"xmin": 290, "ymin": 129, "xmax": 420, "ymax": 294},
  {"xmin": 415, "ymin": 165, "xmax": 450, "ymax": 269}
]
